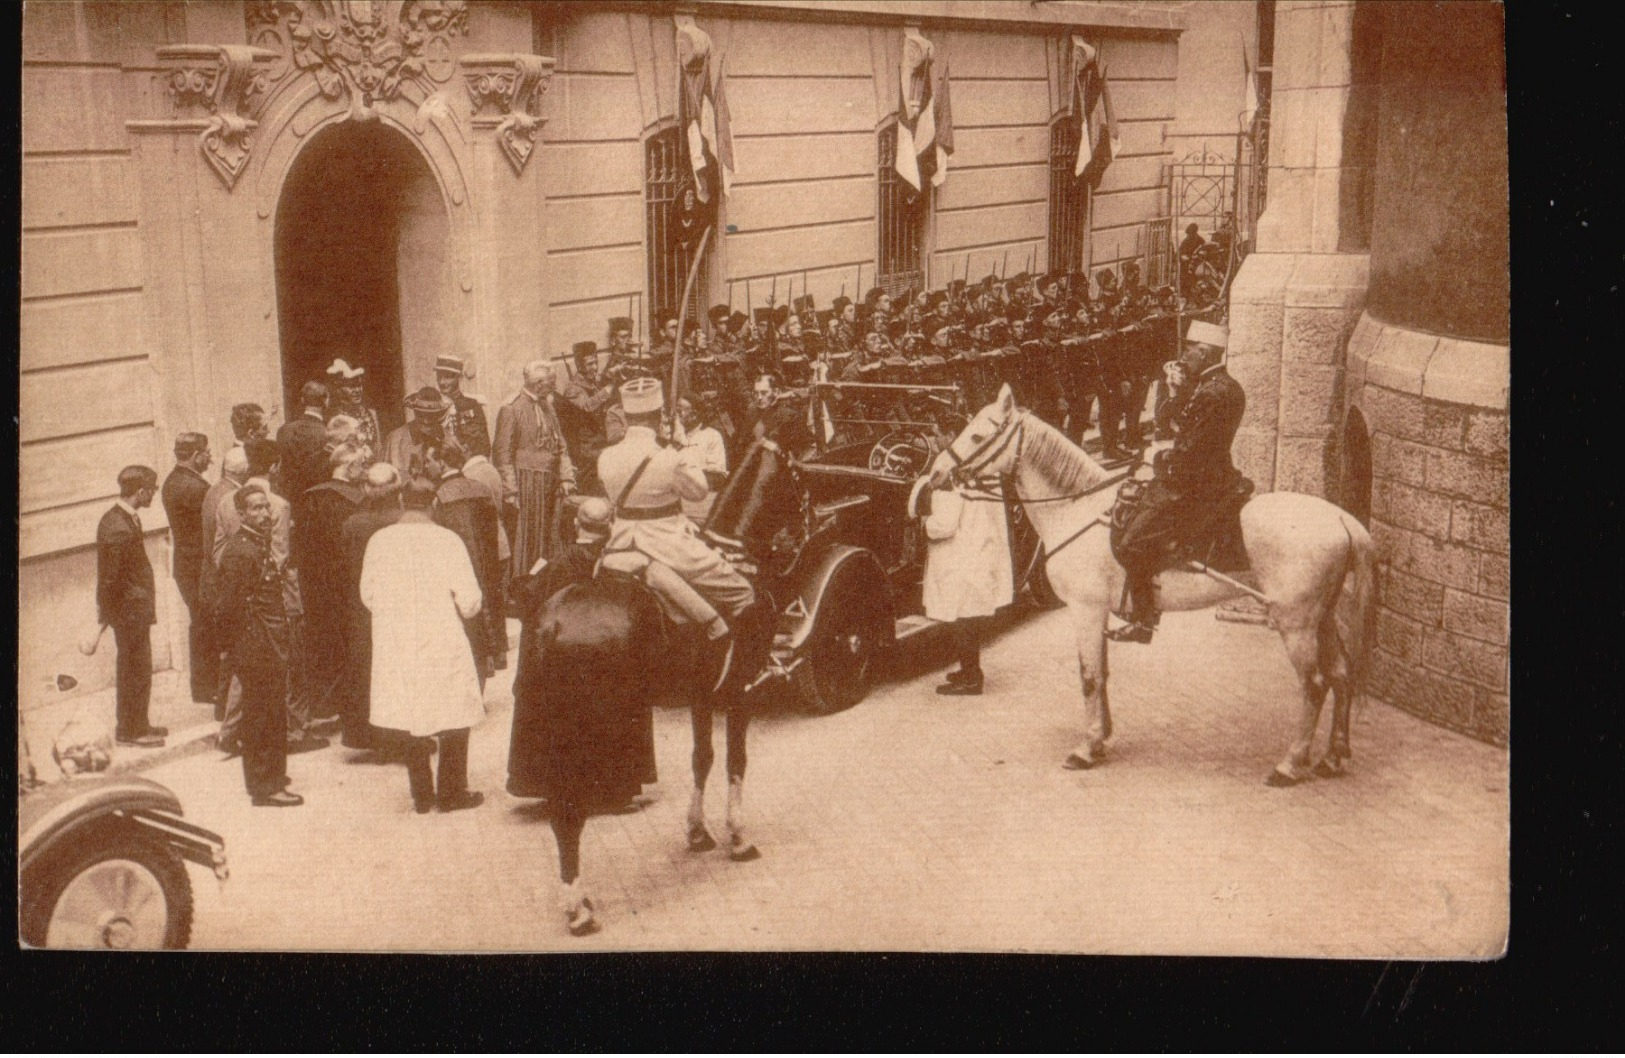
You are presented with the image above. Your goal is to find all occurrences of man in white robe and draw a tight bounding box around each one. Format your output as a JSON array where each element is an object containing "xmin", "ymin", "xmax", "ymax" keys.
[
  {"xmin": 909, "ymin": 473, "xmax": 1014, "ymax": 695},
  {"xmin": 360, "ymin": 478, "xmax": 486, "ymax": 813}
]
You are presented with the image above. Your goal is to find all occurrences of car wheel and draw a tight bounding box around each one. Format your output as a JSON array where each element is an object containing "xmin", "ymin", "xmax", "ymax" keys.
[
  {"xmin": 794, "ymin": 581, "xmax": 884, "ymax": 715},
  {"xmin": 21, "ymin": 821, "xmax": 194, "ymax": 950}
]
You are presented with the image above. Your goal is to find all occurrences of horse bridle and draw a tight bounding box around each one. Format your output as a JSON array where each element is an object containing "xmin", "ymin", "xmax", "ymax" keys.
[{"xmin": 942, "ymin": 407, "xmax": 1025, "ymax": 485}]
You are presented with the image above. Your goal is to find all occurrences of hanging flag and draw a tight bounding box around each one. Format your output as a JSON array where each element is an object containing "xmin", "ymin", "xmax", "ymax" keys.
[
  {"xmin": 677, "ymin": 20, "xmax": 736, "ymax": 208},
  {"xmin": 1241, "ymin": 38, "xmax": 1259, "ymax": 127},
  {"xmin": 931, "ymin": 60, "xmax": 954, "ymax": 189},
  {"xmin": 1071, "ymin": 36, "xmax": 1119, "ymax": 187},
  {"xmin": 897, "ymin": 29, "xmax": 950, "ymax": 195}
]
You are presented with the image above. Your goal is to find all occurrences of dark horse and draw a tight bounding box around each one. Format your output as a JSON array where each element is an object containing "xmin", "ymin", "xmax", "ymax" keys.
[{"xmin": 507, "ymin": 442, "xmax": 797, "ymax": 935}]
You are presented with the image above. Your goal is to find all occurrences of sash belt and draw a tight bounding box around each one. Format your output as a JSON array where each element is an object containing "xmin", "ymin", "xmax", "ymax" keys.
[{"xmin": 617, "ymin": 501, "xmax": 683, "ymax": 520}]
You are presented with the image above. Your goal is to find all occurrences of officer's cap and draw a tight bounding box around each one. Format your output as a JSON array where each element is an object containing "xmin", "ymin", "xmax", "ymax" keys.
[
  {"xmin": 326, "ymin": 358, "xmax": 366, "ymax": 380},
  {"xmin": 434, "ymin": 355, "xmax": 466, "ymax": 376}
]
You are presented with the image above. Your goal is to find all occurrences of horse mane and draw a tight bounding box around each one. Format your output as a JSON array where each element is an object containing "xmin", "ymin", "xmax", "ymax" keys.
[{"xmin": 1017, "ymin": 410, "xmax": 1112, "ymax": 496}]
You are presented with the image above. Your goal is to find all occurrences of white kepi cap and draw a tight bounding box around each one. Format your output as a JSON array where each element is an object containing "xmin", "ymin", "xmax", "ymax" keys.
[
  {"xmin": 326, "ymin": 357, "xmax": 366, "ymax": 380},
  {"xmin": 620, "ymin": 376, "xmax": 664, "ymax": 415},
  {"xmin": 1185, "ymin": 320, "xmax": 1230, "ymax": 350}
]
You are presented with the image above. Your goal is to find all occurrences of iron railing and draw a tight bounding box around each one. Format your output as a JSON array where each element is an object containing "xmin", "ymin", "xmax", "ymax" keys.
[
  {"xmin": 877, "ymin": 123, "xmax": 926, "ymax": 299},
  {"xmin": 645, "ymin": 129, "xmax": 705, "ymax": 326},
  {"xmin": 1048, "ymin": 114, "xmax": 1088, "ymax": 276}
]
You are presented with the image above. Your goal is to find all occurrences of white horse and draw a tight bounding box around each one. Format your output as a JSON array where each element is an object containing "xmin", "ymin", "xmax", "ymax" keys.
[{"xmin": 930, "ymin": 384, "xmax": 1377, "ymax": 785}]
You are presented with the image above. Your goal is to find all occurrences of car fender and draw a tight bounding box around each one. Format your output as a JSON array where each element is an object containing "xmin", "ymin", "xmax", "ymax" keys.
[
  {"xmin": 20, "ymin": 776, "xmax": 226, "ymax": 877},
  {"xmin": 781, "ymin": 544, "xmax": 892, "ymax": 653}
]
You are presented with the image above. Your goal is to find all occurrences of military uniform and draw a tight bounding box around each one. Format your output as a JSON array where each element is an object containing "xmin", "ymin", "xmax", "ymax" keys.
[
  {"xmin": 599, "ymin": 379, "xmax": 755, "ymax": 621},
  {"xmin": 214, "ymin": 523, "xmax": 290, "ymax": 800},
  {"xmin": 1114, "ymin": 354, "xmax": 1246, "ymax": 632}
]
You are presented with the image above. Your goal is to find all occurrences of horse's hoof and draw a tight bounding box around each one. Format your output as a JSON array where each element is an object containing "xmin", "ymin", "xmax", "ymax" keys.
[
  {"xmin": 728, "ymin": 842, "xmax": 762, "ymax": 863},
  {"xmin": 1265, "ymin": 768, "xmax": 1304, "ymax": 788},
  {"xmin": 1063, "ymin": 752, "xmax": 1095, "ymax": 771},
  {"xmin": 1312, "ymin": 759, "xmax": 1347, "ymax": 780},
  {"xmin": 687, "ymin": 827, "xmax": 718, "ymax": 853}
]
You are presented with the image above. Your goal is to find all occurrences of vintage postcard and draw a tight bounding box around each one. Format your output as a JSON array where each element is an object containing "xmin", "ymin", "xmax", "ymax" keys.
[{"xmin": 18, "ymin": 0, "xmax": 1507, "ymax": 955}]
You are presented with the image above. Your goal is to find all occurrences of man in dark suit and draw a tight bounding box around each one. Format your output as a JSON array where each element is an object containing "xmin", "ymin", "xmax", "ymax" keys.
[
  {"xmin": 336, "ymin": 462, "xmax": 404, "ymax": 749},
  {"xmin": 425, "ymin": 440, "xmax": 503, "ymax": 679},
  {"xmin": 98, "ymin": 465, "xmax": 165, "ymax": 747},
  {"xmin": 214, "ymin": 485, "xmax": 304, "ymax": 807},
  {"xmin": 1110, "ymin": 320, "xmax": 1247, "ymax": 644},
  {"xmin": 161, "ymin": 433, "xmax": 214, "ymax": 705},
  {"xmin": 276, "ymin": 381, "xmax": 330, "ymax": 512}
]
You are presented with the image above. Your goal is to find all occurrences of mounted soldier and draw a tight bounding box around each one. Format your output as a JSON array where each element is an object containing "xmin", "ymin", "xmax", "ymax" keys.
[{"xmin": 1108, "ymin": 319, "xmax": 1247, "ymax": 644}]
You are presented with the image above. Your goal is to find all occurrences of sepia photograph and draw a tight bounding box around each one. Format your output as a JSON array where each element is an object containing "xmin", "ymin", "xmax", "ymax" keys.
[{"xmin": 17, "ymin": 0, "xmax": 1508, "ymax": 956}]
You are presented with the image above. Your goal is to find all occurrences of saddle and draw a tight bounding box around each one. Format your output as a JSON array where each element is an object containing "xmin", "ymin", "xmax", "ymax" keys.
[
  {"xmin": 597, "ymin": 551, "xmax": 729, "ymax": 640},
  {"xmin": 1110, "ymin": 474, "xmax": 1255, "ymax": 574}
]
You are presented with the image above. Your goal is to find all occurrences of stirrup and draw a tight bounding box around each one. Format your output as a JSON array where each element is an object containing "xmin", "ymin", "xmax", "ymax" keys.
[{"xmin": 1106, "ymin": 621, "xmax": 1155, "ymax": 644}]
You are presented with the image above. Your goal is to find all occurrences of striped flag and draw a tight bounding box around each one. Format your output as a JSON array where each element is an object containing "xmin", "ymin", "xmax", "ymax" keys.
[
  {"xmin": 1071, "ymin": 36, "xmax": 1120, "ymax": 186},
  {"xmin": 678, "ymin": 28, "xmax": 735, "ymax": 205},
  {"xmin": 897, "ymin": 32, "xmax": 954, "ymax": 193}
]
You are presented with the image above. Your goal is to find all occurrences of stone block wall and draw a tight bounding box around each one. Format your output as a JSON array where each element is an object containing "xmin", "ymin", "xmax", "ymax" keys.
[{"xmin": 1346, "ymin": 313, "xmax": 1509, "ymax": 745}]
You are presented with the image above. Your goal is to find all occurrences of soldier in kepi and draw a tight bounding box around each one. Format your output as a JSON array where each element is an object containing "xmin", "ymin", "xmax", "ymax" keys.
[
  {"xmin": 1108, "ymin": 319, "xmax": 1246, "ymax": 644},
  {"xmin": 597, "ymin": 377, "xmax": 756, "ymax": 640},
  {"xmin": 434, "ymin": 355, "xmax": 491, "ymax": 459}
]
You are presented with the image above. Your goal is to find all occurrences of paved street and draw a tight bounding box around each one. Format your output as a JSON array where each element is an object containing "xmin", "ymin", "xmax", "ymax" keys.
[{"xmin": 125, "ymin": 601, "xmax": 1510, "ymax": 957}]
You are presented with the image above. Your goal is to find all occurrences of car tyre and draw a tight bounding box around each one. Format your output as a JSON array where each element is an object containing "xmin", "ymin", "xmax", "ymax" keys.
[
  {"xmin": 793, "ymin": 580, "xmax": 885, "ymax": 715},
  {"xmin": 21, "ymin": 820, "xmax": 194, "ymax": 950}
]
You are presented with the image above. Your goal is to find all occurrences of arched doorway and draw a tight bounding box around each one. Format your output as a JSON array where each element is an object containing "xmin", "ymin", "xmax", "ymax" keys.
[{"xmin": 274, "ymin": 121, "xmax": 451, "ymax": 435}]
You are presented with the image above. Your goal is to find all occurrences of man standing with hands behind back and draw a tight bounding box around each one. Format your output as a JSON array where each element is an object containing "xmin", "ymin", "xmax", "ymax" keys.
[
  {"xmin": 162, "ymin": 433, "xmax": 214, "ymax": 706},
  {"xmin": 98, "ymin": 465, "xmax": 166, "ymax": 747}
]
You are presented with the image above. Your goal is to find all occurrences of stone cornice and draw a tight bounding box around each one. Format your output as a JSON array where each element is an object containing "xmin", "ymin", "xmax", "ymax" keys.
[{"xmin": 608, "ymin": 1, "xmax": 1186, "ymax": 33}]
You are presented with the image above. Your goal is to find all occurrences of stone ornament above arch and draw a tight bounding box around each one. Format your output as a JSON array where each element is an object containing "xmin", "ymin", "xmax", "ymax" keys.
[
  {"xmin": 246, "ymin": 0, "xmax": 470, "ymax": 122},
  {"xmin": 461, "ymin": 53, "xmax": 555, "ymax": 175},
  {"xmin": 157, "ymin": 44, "xmax": 281, "ymax": 189}
]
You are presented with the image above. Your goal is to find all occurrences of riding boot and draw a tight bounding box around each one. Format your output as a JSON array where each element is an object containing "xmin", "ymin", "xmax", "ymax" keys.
[{"xmin": 1108, "ymin": 569, "xmax": 1158, "ymax": 644}]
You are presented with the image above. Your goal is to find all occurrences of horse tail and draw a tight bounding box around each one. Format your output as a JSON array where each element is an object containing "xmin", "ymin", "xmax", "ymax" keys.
[{"xmin": 1337, "ymin": 513, "xmax": 1379, "ymax": 708}]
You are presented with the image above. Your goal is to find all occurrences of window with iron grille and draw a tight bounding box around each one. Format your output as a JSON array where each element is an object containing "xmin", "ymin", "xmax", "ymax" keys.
[
  {"xmin": 1048, "ymin": 114, "xmax": 1089, "ymax": 276},
  {"xmin": 645, "ymin": 128, "xmax": 705, "ymax": 327},
  {"xmin": 876, "ymin": 123, "xmax": 926, "ymax": 298}
]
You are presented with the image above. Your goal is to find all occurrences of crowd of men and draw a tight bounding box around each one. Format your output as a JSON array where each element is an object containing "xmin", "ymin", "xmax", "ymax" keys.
[{"xmin": 96, "ymin": 253, "xmax": 1212, "ymax": 809}]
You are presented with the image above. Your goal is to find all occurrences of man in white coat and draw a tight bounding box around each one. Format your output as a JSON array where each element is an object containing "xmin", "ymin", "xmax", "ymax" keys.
[
  {"xmin": 360, "ymin": 477, "xmax": 486, "ymax": 813},
  {"xmin": 909, "ymin": 472, "xmax": 1014, "ymax": 695}
]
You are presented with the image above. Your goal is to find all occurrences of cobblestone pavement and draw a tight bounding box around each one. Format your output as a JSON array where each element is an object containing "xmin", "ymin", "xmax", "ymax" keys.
[{"xmin": 142, "ymin": 604, "xmax": 1507, "ymax": 956}]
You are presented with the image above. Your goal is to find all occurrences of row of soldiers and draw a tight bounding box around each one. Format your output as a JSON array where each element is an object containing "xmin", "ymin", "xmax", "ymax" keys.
[{"xmin": 556, "ymin": 259, "xmax": 1209, "ymax": 471}]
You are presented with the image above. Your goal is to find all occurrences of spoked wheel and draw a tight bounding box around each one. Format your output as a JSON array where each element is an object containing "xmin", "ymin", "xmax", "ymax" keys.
[
  {"xmin": 22, "ymin": 822, "xmax": 194, "ymax": 950},
  {"xmin": 793, "ymin": 581, "xmax": 886, "ymax": 715}
]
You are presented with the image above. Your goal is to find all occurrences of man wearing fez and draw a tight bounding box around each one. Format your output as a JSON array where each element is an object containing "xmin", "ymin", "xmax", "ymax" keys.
[
  {"xmin": 1109, "ymin": 320, "xmax": 1245, "ymax": 645},
  {"xmin": 830, "ymin": 296, "xmax": 858, "ymax": 353},
  {"xmin": 707, "ymin": 304, "xmax": 731, "ymax": 345},
  {"xmin": 325, "ymin": 359, "xmax": 382, "ymax": 461},
  {"xmin": 435, "ymin": 355, "xmax": 492, "ymax": 459},
  {"xmin": 384, "ymin": 386, "xmax": 449, "ymax": 481},
  {"xmin": 650, "ymin": 312, "xmax": 680, "ymax": 373},
  {"xmin": 560, "ymin": 340, "xmax": 616, "ymax": 497},
  {"xmin": 495, "ymin": 359, "xmax": 578, "ymax": 576},
  {"xmin": 98, "ymin": 465, "xmax": 166, "ymax": 747},
  {"xmin": 605, "ymin": 316, "xmax": 641, "ymax": 381},
  {"xmin": 162, "ymin": 432, "xmax": 215, "ymax": 706}
]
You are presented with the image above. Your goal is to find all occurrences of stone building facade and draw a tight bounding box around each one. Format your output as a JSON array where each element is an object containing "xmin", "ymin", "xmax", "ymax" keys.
[
  {"xmin": 20, "ymin": 0, "xmax": 1192, "ymax": 697},
  {"xmin": 1226, "ymin": 1, "xmax": 1509, "ymax": 744}
]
